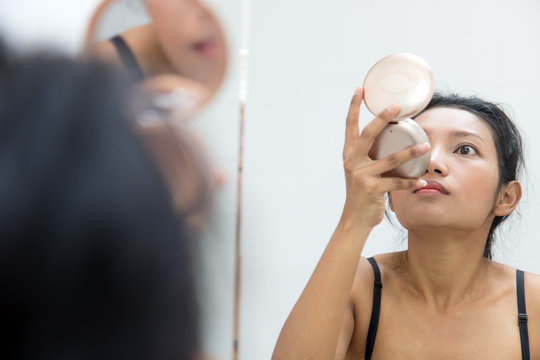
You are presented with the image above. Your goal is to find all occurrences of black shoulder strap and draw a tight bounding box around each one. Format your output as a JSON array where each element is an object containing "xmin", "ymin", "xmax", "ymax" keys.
[
  {"xmin": 110, "ymin": 35, "xmax": 145, "ymax": 82},
  {"xmin": 365, "ymin": 257, "xmax": 382, "ymax": 360},
  {"xmin": 516, "ymin": 269, "xmax": 530, "ymax": 360}
]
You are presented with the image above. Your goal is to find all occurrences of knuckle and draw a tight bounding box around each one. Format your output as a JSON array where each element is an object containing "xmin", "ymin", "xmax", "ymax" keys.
[
  {"xmin": 359, "ymin": 128, "xmax": 371, "ymax": 140},
  {"xmin": 377, "ymin": 111, "xmax": 392, "ymax": 123},
  {"xmin": 409, "ymin": 146, "xmax": 422, "ymax": 157},
  {"xmin": 386, "ymin": 154, "xmax": 400, "ymax": 168},
  {"xmin": 392, "ymin": 178, "xmax": 406, "ymax": 188},
  {"xmin": 393, "ymin": 178, "xmax": 414, "ymax": 189},
  {"xmin": 352, "ymin": 171, "xmax": 365, "ymax": 184},
  {"xmin": 377, "ymin": 113, "xmax": 388, "ymax": 123},
  {"xmin": 362, "ymin": 177, "xmax": 378, "ymax": 194},
  {"xmin": 343, "ymin": 141, "xmax": 358, "ymax": 158},
  {"xmin": 343, "ymin": 154, "xmax": 355, "ymax": 171}
]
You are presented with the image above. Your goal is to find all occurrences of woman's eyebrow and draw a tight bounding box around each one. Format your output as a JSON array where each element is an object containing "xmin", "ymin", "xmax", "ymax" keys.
[{"xmin": 449, "ymin": 130, "xmax": 486, "ymax": 143}]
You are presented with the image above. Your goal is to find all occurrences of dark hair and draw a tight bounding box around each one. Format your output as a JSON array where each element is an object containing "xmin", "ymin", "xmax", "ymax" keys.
[
  {"xmin": 418, "ymin": 92, "xmax": 524, "ymax": 259},
  {"xmin": 0, "ymin": 43, "xmax": 199, "ymax": 359}
]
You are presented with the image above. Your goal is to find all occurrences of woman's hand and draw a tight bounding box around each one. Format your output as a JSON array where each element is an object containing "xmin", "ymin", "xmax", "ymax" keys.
[{"xmin": 341, "ymin": 87, "xmax": 429, "ymax": 228}]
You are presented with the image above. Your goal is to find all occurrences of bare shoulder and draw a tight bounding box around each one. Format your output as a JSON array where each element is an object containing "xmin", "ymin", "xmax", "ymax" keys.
[
  {"xmin": 344, "ymin": 256, "xmax": 377, "ymax": 358},
  {"xmin": 350, "ymin": 253, "xmax": 399, "ymax": 297},
  {"xmin": 524, "ymin": 270, "xmax": 540, "ymax": 293},
  {"xmin": 351, "ymin": 252, "xmax": 405, "ymax": 295},
  {"xmin": 496, "ymin": 264, "xmax": 540, "ymax": 354},
  {"xmin": 350, "ymin": 256, "xmax": 378, "ymax": 309},
  {"xmin": 85, "ymin": 40, "xmax": 121, "ymax": 64},
  {"xmin": 353, "ymin": 255, "xmax": 378, "ymax": 283},
  {"xmin": 512, "ymin": 267, "xmax": 540, "ymax": 318},
  {"xmin": 524, "ymin": 271, "xmax": 540, "ymax": 353},
  {"xmin": 346, "ymin": 252, "xmax": 404, "ymax": 357},
  {"xmin": 523, "ymin": 269, "xmax": 540, "ymax": 291}
]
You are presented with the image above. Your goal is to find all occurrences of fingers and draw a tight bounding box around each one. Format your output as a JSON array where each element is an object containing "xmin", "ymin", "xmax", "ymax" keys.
[
  {"xmin": 376, "ymin": 177, "xmax": 427, "ymax": 193},
  {"xmin": 344, "ymin": 87, "xmax": 401, "ymax": 153},
  {"xmin": 366, "ymin": 142, "xmax": 430, "ymax": 176},
  {"xmin": 351, "ymin": 172, "xmax": 426, "ymax": 199},
  {"xmin": 357, "ymin": 104, "xmax": 401, "ymax": 154},
  {"xmin": 345, "ymin": 87, "xmax": 363, "ymax": 144}
]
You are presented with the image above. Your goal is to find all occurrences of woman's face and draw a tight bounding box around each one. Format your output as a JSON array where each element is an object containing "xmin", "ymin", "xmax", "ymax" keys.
[
  {"xmin": 144, "ymin": 0, "xmax": 225, "ymax": 89},
  {"xmin": 389, "ymin": 107, "xmax": 502, "ymax": 233}
]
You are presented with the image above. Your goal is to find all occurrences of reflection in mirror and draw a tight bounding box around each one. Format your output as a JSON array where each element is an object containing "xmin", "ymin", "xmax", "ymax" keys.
[
  {"xmin": 82, "ymin": 0, "xmax": 229, "ymax": 230},
  {"xmin": 133, "ymin": 114, "xmax": 216, "ymax": 230},
  {"xmin": 84, "ymin": 0, "xmax": 227, "ymax": 119}
]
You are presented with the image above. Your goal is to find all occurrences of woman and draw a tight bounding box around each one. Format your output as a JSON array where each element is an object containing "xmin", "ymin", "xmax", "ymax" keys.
[{"xmin": 273, "ymin": 87, "xmax": 540, "ymax": 359}]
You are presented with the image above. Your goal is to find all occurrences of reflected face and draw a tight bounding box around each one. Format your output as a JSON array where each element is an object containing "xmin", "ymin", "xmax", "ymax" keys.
[
  {"xmin": 144, "ymin": 0, "xmax": 225, "ymax": 89},
  {"xmin": 389, "ymin": 107, "xmax": 501, "ymax": 232}
]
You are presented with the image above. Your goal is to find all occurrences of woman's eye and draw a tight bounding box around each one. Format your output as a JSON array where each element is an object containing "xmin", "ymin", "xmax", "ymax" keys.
[{"xmin": 456, "ymin": 145, "xmax": 477, "ymax": 155}]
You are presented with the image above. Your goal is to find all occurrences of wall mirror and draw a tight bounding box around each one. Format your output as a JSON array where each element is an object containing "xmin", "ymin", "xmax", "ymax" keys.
[
  {"xmin": 84, "ymin": 2, "xmax": 241, "ymax": 359},
  {"xmin": 83, "ymin": 0, "xmax": 228, "ymax": 120}
]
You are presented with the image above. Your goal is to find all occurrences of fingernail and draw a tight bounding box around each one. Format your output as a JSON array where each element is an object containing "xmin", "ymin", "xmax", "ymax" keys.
[
  {"xmin": 418, "ymin": 142, "xmax": 430, "ymax": 152},
  {"xmin": 354, "ymin": 86, "xmax": 362, "ymax": 95},
  {"xmin": 418, "ymin": 179, "xmax": 428, "ymax": 188},
  {"xmin": 386, "ymin": 104, "xmax": 398, "ymax": 114}
]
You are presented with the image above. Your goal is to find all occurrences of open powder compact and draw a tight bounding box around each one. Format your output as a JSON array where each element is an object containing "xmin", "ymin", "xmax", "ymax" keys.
[{"xmin": 363, "ymin": 53, "xmax": 434, "ymax": 178}]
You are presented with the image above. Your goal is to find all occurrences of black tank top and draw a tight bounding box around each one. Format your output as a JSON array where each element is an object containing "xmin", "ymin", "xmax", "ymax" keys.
[
  {"xmin": 365, "ymin": 257, "xmax": 530, "ymax": 360},
  {"xmin": 110, "ymin": 35, "xmax": 145, "ymax": 82}
]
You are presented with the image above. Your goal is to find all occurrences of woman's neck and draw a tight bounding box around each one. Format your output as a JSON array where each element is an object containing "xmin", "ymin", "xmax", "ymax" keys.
[{"xmin": 402, "ymin": 227, "xmax": 492, "ymax": 312}]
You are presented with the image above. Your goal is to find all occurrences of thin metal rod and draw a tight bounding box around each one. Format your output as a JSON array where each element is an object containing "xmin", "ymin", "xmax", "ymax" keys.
[{"xmin": 232, "ymin": 100, "xmax": 245, "ymax": 360}]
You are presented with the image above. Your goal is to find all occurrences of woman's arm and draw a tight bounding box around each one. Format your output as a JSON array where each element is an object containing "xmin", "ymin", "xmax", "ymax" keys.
[{"xmin": 272, "ymin": 87, "xmax": 429, "ymax": 359}]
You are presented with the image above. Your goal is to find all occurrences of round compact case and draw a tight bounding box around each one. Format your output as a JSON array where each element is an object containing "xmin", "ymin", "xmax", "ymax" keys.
[{"xmin": 363, "ymin": 53, "xmax": 434, "ymax": 178}]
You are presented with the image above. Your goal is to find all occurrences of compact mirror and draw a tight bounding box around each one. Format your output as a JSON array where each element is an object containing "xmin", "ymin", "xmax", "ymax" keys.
[
  {"xmin": 83, "ymin": 0, "xmax": 227, "ymax": 121},
  {"xmin": 364, "ymin": 53, "xmax": 434, "ymax": 178}
]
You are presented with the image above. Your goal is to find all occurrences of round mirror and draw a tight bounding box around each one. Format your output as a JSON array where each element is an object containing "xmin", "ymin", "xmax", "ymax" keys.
[
  {"xmin": 82, "ymin": 0, "xmax": 228, "ymax": 228},
  {"xmin": 363, "ymin": 53, "xmax": 434, "ymax": 120},
  {"xmin": 83, "ymin": 0, "xmax": 227, "ymax": 120}
]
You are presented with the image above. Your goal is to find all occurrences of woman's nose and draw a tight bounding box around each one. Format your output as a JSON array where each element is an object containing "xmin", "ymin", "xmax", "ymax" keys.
[{"xmin": 425, "ymin": 148, "xmax": 448, "ymax": 176}]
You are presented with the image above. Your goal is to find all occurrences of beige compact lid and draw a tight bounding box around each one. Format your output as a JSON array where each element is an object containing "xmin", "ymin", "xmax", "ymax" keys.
[{"xmin": 363, "ymin": 53, "xmax": 434, "ymax": 120}]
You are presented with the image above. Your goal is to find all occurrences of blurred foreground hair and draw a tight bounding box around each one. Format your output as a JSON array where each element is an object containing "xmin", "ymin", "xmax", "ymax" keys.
[{"xmin": 0, "ymin": 42, "xmax": 199, "ymax": 359}]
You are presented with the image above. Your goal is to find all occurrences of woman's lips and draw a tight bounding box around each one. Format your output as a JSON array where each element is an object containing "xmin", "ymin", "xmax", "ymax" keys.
[
  {"xmin": 193, "ymin": 38, "xmax": 220, "ymax": 60},
  {"xmin": 414, "ymin": 180, "xmax": 449, "ymax": 195}
]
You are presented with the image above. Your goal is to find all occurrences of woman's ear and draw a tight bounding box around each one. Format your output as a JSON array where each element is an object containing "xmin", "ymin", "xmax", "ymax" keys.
[{"xmin": 494, "ymin": 180, "xmax": 522, "ymax": 216}]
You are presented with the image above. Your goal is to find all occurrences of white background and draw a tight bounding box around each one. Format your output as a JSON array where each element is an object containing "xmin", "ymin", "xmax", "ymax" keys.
[
  {"xmin": 1, "ymin": 1, "xmax": 539, "ymax": 359},
  {"xmin": 240, "ymin": 1, "xmax": 540, "ymax": 358}
]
